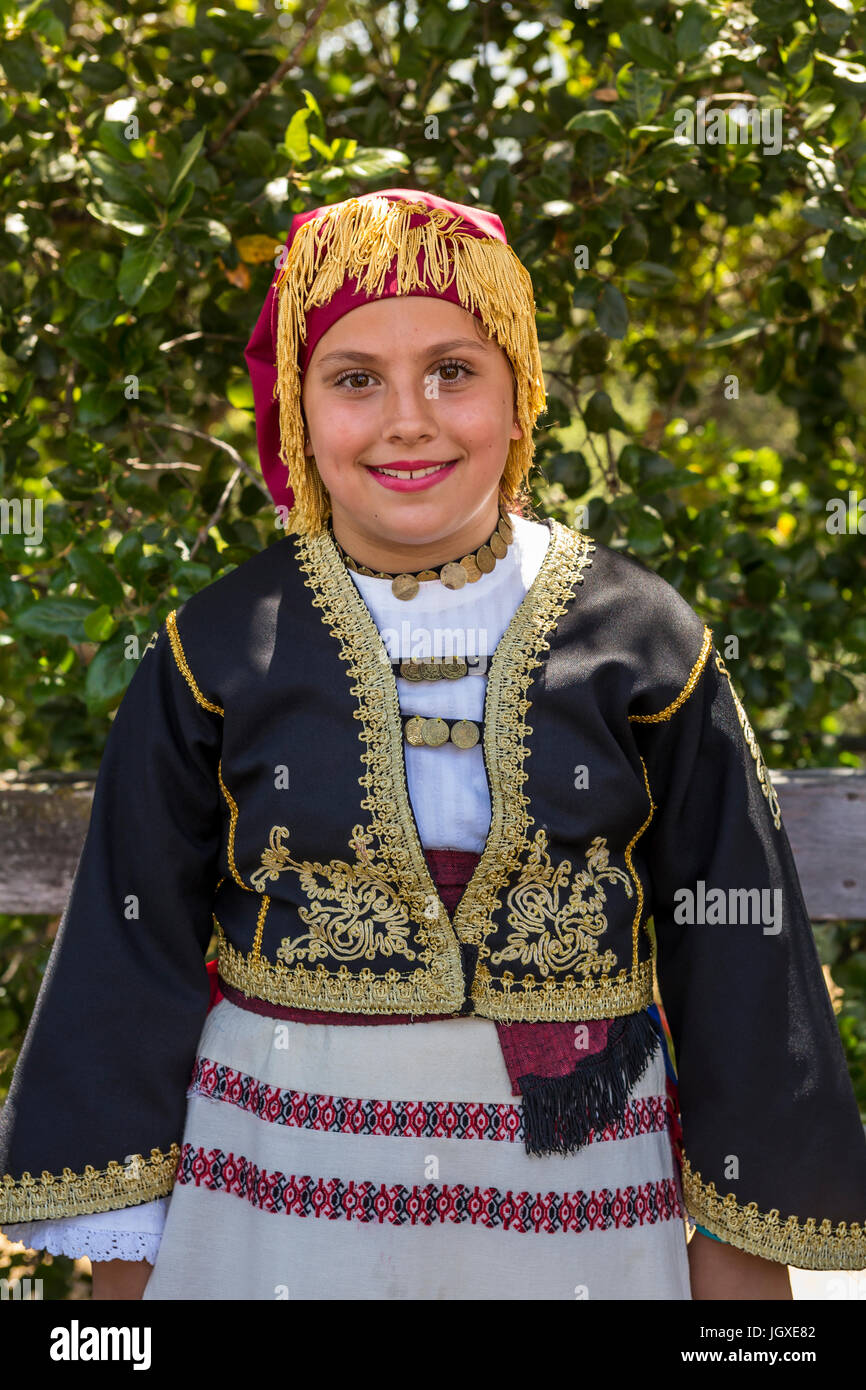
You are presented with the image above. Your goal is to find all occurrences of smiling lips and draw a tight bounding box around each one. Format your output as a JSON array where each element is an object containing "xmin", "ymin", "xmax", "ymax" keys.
[{"xmin": 368, "ymin": 461, "xmax": 456, "ymax": 479}]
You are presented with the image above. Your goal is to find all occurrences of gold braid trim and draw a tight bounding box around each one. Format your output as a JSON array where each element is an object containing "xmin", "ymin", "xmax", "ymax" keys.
[
  {"xmin": 0, "ymin": 1146, "xmax": 180, "ymax": 1224},
  {"xmin": 682, "ymin": 1157, "xmax": 866, "ymax": 1270},
  {"xmin": 273, "ymin": 194, "xmax": 547, "ymax": 535},
  {"xmin": 165, "ymin": 609, "xmax": 224, "ymax": 716},
  {"xmin": 217, "ymin": 760, "xmax": 252, "ymax": 893},
  {"xmin": 626, "ymin": 756, "xmax": 656, "ymax": 968},
  {"xmin": 471, "ymin": 957, "xmax": 655, "ymax": 1023},
  {"xmin": 628, "ymin": 624, "xmax": 713, "ymax": 724},
  {"xmin": 215, "ymin": 918, "xmax": 450, "ymax": 1014}
]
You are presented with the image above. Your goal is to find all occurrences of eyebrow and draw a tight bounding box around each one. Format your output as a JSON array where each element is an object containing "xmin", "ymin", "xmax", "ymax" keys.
[{"xmin": 314, "ymin": 337, "xmax": 490, "ymax": 369}]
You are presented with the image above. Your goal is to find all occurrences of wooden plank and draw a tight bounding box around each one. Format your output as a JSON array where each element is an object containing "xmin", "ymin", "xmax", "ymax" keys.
[
  {"xmin": 771, "ymin": 768, "xmax": 866, "ymax": 921},
  {"xmin": 0, "ymin": 769, "xmax": 865, "ymax": 919}
]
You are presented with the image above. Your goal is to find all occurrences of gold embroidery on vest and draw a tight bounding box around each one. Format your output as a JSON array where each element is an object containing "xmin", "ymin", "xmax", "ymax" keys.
[
  {"xmin": 490, "ymin": 829, "xmax": 628, "ymax": 979},
  {"xmin": 0, "ymin": 1146, "xmax": 180, "ymax": 1224},
  {"xmin": 217, "ymin": 761, "xmax": 252, "ymax": 892},
  {"xmin": 472, "ymin": 957, "xmax": 655, "ymax": 1021},
  {"xmin": 165, "ymin": 609, "xmax": 225, "ymax": 716},
  {"xmin": 215, "ymin": 916, "xmax": 445, "ymax": 1014},
  {"xmin": 682, "ymin": 1156, "xmax": 866, "ymax": 1270},
  {"xmin": 249, "ymin": 823, "xmax": 420, "ymax": 965},
  {"xmin": 626, "ymin": 755, "xmax": 656, "ymax": 968},
  {"xmin": 713, "ymin": 653, "xmax": 782, "ymax": 830},
  {"xmin": 251, "ymin": 892, "xmax": 270, "ymax": 960},
  {"xmin": 220, "ymin": 521, "xmax": 615, "ymax": 1018}
]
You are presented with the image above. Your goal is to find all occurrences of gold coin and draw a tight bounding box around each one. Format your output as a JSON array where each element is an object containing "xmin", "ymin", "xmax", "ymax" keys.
[
  {"xmin": 461, "ymin": 555, "xmax": 482, "ymax": 582},
  {"xmin": 405, "ymin": 716, "xmax": 426, "ymax": 746},
  {"xmin": 497, "ymin": 515, "xmax": 513, "ymax": 544},
  {"xmin": 343, "ymin": 555, "xmax": 360, "ymax": 572},
  {"xmin": 442, "ymin": 659, "xmax": 468, "ymax": 679},
  {"xmin": 358, "ymin": 565, "xmax": 377, "ymax": 577},
  {"xmin": 476, "ymin": 544, "xmax": 495, "ymax": 573},
  {"xmin": 420, "ymin": 662, "xmax": 440, "ymax": 681},
  {"xmin": 440, "ymin": 561, "xmax": 467, "ymax": 589},
  {"xmin": 392, "ymin": 573, "xmax": 419, "ymax": 601},
  {"xmin": 416, "ymin": 570, "xmax": 439, "ymax": 582},
  {"xmin": 422, "ymin": 717, "xmax": 450, "ymax": 747},
  {"xmin": 489, "ymin": 532, "xmax": 507, "ymax": 559},
  {"xmin": 450, "ymin": 719, "xmax": 480, "ymax": 749},
  {"xmin": 400, "ymin": 661, "xmax": 424, "ymax": 681}
]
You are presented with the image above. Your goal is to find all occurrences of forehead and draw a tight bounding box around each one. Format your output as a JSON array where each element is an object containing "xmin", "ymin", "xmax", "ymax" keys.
[{"xmin": 308, "ymin": 296, "xmax": 493, "ymax": 370}]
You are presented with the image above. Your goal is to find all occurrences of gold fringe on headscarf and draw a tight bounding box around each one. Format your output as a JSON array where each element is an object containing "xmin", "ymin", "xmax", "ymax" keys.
[{"xmin": 272, "ymin": 196, "xmax": 547, "ymax": 535}]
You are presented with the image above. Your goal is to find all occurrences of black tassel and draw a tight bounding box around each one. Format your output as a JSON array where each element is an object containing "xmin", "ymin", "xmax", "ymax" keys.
[{"xmin": 517, "ymin": 1011, "xmax": 660, "ymax": 1158}]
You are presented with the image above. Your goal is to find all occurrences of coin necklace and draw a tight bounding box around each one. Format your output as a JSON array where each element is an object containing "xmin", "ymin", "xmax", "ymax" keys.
[{"xmin": 332, "ymin": 506, "xmax": 514, "ymax": 601}]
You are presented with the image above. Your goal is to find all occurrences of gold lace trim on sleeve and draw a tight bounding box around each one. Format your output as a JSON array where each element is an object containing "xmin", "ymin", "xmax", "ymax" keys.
[
  {"xmin": 0, "ymin": 1145, "xmax": 180, "ymax": 1224},
  {"xmin": 682, "ymin": 1156, "xmax": 866, "ymax": 1270},
  {"xmin": 165, "ymin": 609, "xmax": 224, "ymax": 716},
  {"xmin": 628, "ymin": 624, "xmax": 713, "ymax": 724},
  {"xmin": 713, "ymin": 652, "xmax": 782, "ymax": 830}
]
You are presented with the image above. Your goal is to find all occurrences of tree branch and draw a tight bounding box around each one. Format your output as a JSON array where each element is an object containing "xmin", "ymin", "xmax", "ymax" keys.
[{"xmin": 206, "ymin": 0, "xmax": 331, "ymax": 158}]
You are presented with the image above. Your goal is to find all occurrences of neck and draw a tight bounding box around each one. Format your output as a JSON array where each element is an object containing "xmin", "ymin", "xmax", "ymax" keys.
[{"xmin": 329, "ymin": 504, "xmax": 504, "ymax": 574}]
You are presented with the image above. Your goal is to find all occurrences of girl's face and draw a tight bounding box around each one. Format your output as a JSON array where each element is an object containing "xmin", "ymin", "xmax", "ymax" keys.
[{"xmin": 300, "ymin": 296, "xmax": 522, "ymax": 569}]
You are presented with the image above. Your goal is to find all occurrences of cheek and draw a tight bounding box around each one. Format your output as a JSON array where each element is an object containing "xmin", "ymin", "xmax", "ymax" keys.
[{"xmin": 309, "ymin": 396, "xmax": 371, "ymax": 456}]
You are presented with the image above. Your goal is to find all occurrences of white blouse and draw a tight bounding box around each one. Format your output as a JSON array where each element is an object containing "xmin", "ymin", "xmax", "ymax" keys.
[{"xmin": 2, "ymin": 513, "xmax": 551, "ymax": 1263}]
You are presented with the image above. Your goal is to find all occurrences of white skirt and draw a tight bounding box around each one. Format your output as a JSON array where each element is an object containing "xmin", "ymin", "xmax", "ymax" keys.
[{"xmin": 142, "ymin": 999, "xmax": 692, "ymax": 1300}]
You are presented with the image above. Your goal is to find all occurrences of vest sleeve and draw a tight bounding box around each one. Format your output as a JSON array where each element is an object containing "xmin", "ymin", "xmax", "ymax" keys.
[
  {"xmin": 634, "ymin": 633, "xmax": 866, "ymax": 1270},
  {"xmin": 0, "ymin": 612, "xmax": 222, "ymax": 1226}
]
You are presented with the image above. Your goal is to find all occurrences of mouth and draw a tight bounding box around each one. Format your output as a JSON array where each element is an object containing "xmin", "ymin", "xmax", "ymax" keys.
[{"xmin": 366, "ymin": 460, "xmax": 458, "ymax": 480}]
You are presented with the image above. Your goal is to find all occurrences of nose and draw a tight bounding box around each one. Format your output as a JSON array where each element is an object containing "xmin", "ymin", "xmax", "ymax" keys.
[{"xmin": 380, "ymin": 372, "xmax": 440, "ymax": 444}]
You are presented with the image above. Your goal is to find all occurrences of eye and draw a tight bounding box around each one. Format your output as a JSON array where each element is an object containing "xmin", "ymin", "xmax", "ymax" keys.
[
  {"xmin": 433, "ymin": 358, "xmax": 473, "ymax": 383},
  {"xmin": 333, "ymin": 369, "xmax": 377, "ymax": 391},
  {"xmin": 331, "ymin": 358, "xmax": 475, "ymax": 392}
]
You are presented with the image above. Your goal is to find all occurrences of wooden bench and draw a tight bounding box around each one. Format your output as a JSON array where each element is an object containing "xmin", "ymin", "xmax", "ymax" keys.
[{"xmin": 1, "ymin": 767, "xmax": 864, "ymax": 917}]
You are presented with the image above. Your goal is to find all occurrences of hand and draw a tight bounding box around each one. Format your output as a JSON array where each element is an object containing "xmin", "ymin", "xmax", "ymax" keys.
[
  {"xmin": 688, "ymin": 1228, "xmax": 792, "ymax": 1299},
  {"xmin": 91, "ymin": 1258, "xmax": 153, "ymax": 1300}
]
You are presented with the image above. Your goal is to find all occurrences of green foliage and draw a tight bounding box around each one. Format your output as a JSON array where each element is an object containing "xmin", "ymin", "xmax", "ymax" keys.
[{"xmin": 2, "ymin": 0, "xmax": 866, "ymax": 1297}]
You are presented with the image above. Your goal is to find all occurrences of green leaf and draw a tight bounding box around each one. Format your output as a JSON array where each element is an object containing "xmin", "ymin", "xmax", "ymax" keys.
[
  {"xmin": 113, "ymin": 532, "xmax": 144, "ymax": 581},
  {"xmin": 284, "ymin": 108, "xmax": 312, "ymax": 164},
  {"xmin": 343, "ymin": 147, "xmax": 410, "ymax": 178},
  {"xmin": 0, "ymin": 35, "xmax": 44, "ymax": 91},
  {"xmin": 117, "ymin": 237, "xmax": 169, "ymax": 306},
  {"xmin": 62, "ymin": 252, "xmax": 117, "ymax": 301},
  {"xmin": 616, "ymin": 65, "xmax": 665, "ymax": 123},
  {"xmin": 85, "ymin": 151, "xmax": 155, "ymax": 217},
  {"xmin": 79, "ymin": 60, "xmax": 126, "ymax": 92},
  {"xmin": 595, "ymin": 285, "xmax": 629, "ymax": 338},
  {"xmin": 610, "ymin": 222, "xmax": 649, "ymax": 267},
  {"xmin": 565, "ymin": 110, "xmax": 626, "ymax": 144},
  {"xmin": 233, "ymin": 130, "xmax": 273, "ymax": 175},
  {"xmin": 86, "ymin": 201, "xmax": 153, "ymax": 237},
  {"xmin": 85, "ymin": 634, "xmax": 135, "ymax": 712},
  {"xmin": 676, "ymin": 3, "xmax": 719, "ymax": 60},
  {"xmin": 77, "ymin": 384, "xmax": 124, "ymax": 427},
  {"xmin": 699, "ymin": 318, "xmax": 768, "ymax": 348},
  {"xmin": 14, "ymin": 598, "xmax": 98, "ymax": 642},
  {"xmin": 69, "ymin": 549, "xmax": 126, "ymax": 606},
  {"xmin": 627, "ymin": 506, "xmax": 666, "ymax": 553},
  {"xmin": 166, "ymin": 128, "xmax": 205, "ymax": 204},
  {"xmin": 618, "ymin": 21, "xmax": 678, "ymax": 73},
  {"xmin": 584, "ymin": 390, "xmax": 628, "ymax": 433},
  {"xmin": 83, "ymin": 606, "xmax": 119, "ymax": 642}
]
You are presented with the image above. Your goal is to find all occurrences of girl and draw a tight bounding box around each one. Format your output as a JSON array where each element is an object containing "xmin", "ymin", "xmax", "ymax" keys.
[{"xmin": 2, "ymin": 190, "xmax": 864, "ymax": 1300}]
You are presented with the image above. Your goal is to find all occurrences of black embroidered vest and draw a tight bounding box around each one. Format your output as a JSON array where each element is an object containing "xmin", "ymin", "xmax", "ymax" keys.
[{"xmin": 168, "ymin": 518, "xmax": 712, "ymax": 1023}]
